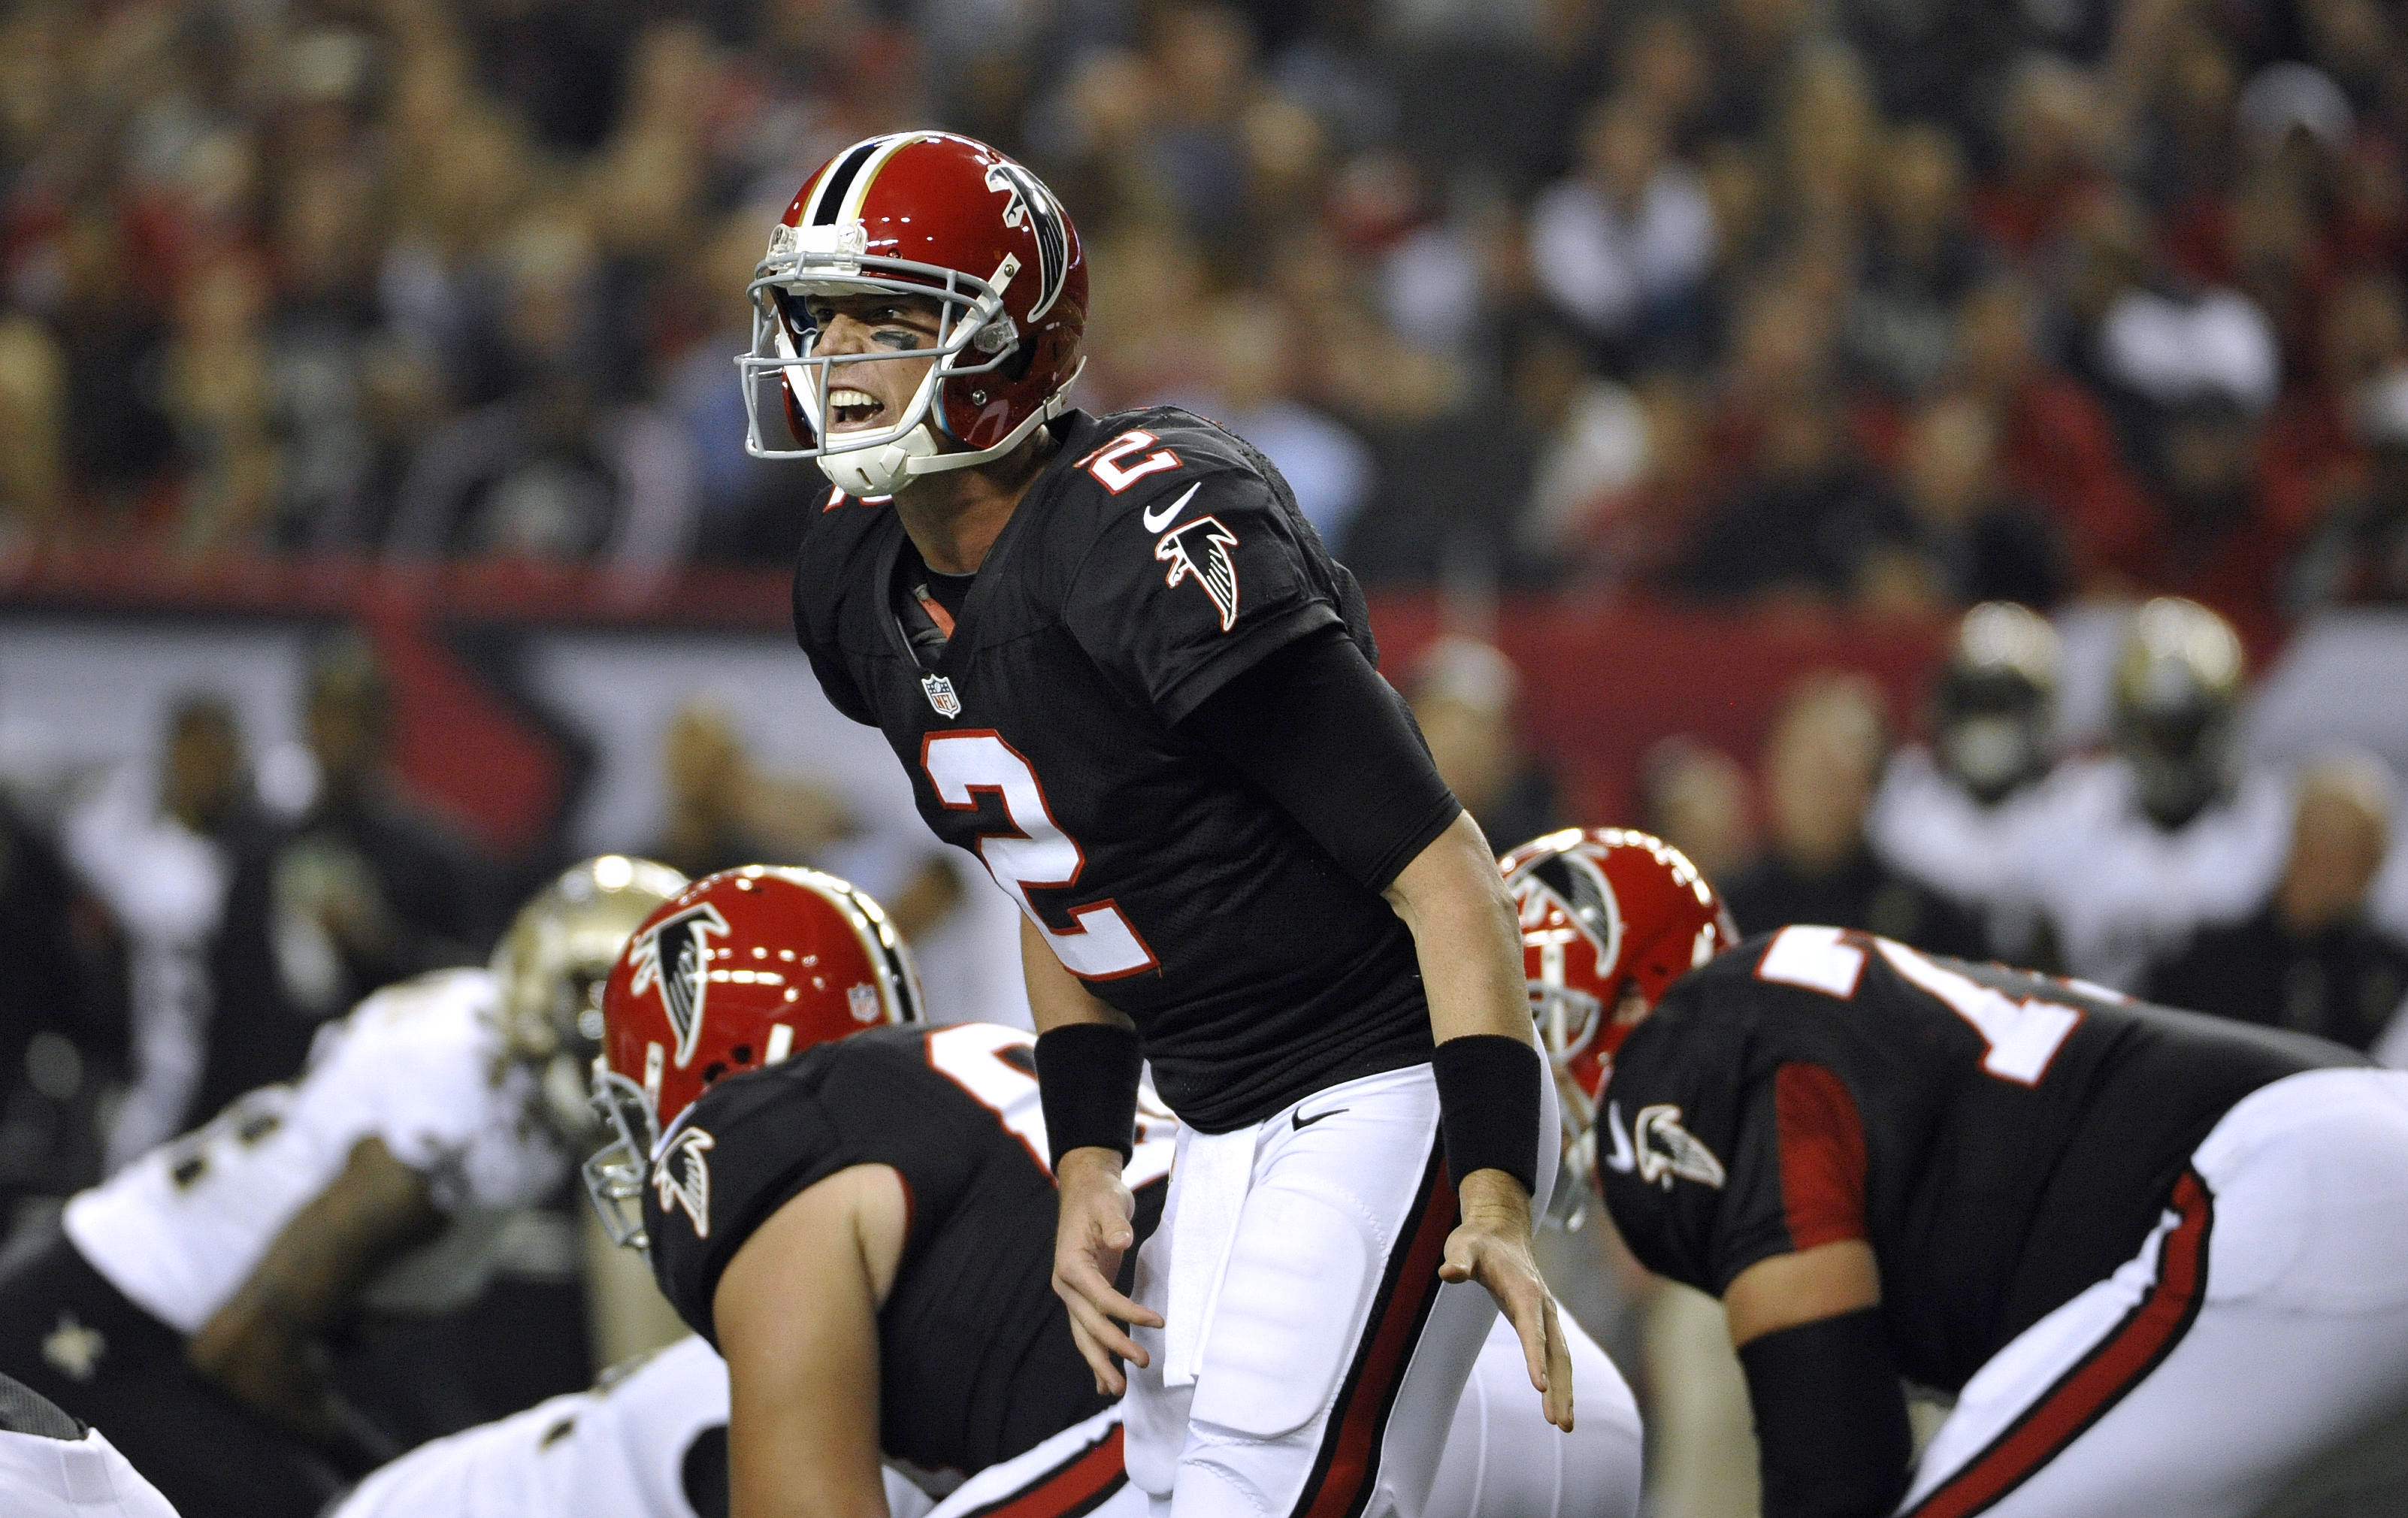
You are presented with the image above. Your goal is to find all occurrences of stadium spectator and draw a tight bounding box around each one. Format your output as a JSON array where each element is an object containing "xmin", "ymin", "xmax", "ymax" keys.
[
  {"xmin": 385, "ymin": 217, "xmax": 697, "ymax": 567},
  {"xmin": 1170, "ymin": 293, "xmax": 1373, "ymax": 546},
  {"xmin": 2293, "ymin": 363, "xmax": 2408, "ymax": 608},
  {"xmin": 643, "ymin": 699, "xmax": 806, "ymax": 883},
  {"xmin": 1637, "ymin": 736, "xmax": 1756, "ymax": 884},
  {"xmin": 1720, "ymin": 672, "xmax": 1986, "ymax": 956},
  {"xmin": 1528, "ymin": 93, "xmax": 1717, "ymax": 368},
  {"xmin": 2146, "ymin": 750, "xmax": 2408, "ymax": 1051},
  {"xmin": 1844, "ymin": 122, "xmax": 1987, "ymax": 401},
  {"xmin": 258, "ymin": 637, "xmax": 494, "ymax": 1015},
  {"xmin": 0, "ymin": 776, "xmax": 120, "ymax": 1209},
  {"xmin": 62, "ymin": 698, "xmax": 245, "ymax": 1170},
  {"xmin": 1405, "ymin": 637, "xmax": 1563, "ymax": 856},
  {"xmin": 1860, "ymin": 394, "xmax": 2063, "ymax": 612}
]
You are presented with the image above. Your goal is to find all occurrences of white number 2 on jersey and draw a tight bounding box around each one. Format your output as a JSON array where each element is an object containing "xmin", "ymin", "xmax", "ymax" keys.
[
  {"xmin": 1757, "ymin": 925, "xmax": 2082, "ymax": 1085},
  {"xmin": 921, "ymin": 731, "xmax": 1157, "ymax": 980}
]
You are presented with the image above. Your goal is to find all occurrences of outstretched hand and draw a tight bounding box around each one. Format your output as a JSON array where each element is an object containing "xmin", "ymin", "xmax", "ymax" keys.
[
  {"xmin": 1440, "ymin": 1166, "xmax": 1575, "ymax": 1432},
  {"xmin": 1051, "ymin": 1146, "xmax": 1165, "ymax": 1396}
]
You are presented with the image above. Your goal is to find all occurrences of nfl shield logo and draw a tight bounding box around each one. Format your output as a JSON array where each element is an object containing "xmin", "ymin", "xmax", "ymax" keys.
[
  {"xmin": 847, "ymin": 984, "xmax": 880, "ymax": 1023},
  {"xmin": 921, "ymin": 674, "xmax": 962, "ymax": 718}
]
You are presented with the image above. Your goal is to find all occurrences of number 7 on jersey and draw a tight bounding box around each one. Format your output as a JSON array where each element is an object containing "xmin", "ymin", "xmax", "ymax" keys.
[{"xmin": 921, "ymin": 730, "xmax": 1159, "ymax": 980}]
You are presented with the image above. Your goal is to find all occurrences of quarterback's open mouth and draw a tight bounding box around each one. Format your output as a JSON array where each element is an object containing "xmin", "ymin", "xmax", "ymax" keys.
[{"xmin": 828, "ymin": 387, "xmax": 886, "ymax": 430}]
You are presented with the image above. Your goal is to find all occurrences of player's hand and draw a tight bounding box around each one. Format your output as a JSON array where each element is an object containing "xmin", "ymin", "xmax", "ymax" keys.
[
  {"xmin": 1440, "ymin": 1166, "xmax": 1575, "ymax": 1432},
  {"xmin": 1051, "ymin": 1145, "xmax": 1164, "ymax": 1396}
]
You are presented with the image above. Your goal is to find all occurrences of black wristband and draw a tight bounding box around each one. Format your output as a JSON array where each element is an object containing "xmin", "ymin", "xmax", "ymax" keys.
[
  {"xmin": 1035, "ymin": 1023, "xmax": 1143, "ymax": 1172},
  {"xmin": 1431, "ymin": 1034, "xmax": 1541, "ymax": 1199}
]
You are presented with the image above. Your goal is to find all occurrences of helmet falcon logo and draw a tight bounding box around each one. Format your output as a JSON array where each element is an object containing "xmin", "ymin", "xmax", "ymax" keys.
[
  {"xmin": 1517, "ymin": 851, "xmax": 1624, "ymax": 972},
  {"xmin": 1154, "ymin": 517, "xmax": 1241, "ymax": 633},
  {"xmin": 1633, "ymin": 1103, "xmax": 1726, "ymax": 1190},
  {"xmin": 626, "ymin": 904, "xmax": 731, "ymax": 1069},
  {"xmin": 984, "ymin": 162, "xmax": 1069, "ymax": 322},
  {"xmin": 652, "ymin": 1126, "xmax": 715, "ymax": 1236}
]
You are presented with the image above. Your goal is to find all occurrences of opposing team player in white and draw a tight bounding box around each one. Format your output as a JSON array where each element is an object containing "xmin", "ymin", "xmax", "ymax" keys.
[
  {"xmin": 333, "ymin": 866, "xmax": 1641, "ymax": 1518},
  {"xmin": 0, "ymin": 1368, "xmax": 180, "ymax": 1518},
  {"xmin": 0, "ymin": 855, "xmax": 687, "ymax": 1518}
]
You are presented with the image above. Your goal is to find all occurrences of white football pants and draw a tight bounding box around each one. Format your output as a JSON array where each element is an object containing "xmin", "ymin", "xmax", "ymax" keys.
[
  {"xmin": 1901, "ymin": 1068, "xmax": 2408, "ymax": 1518},
  {"xmin": 928, "ymin": 1311, "xmax": 1640, "ymax": 1518},
  {"xmin": 1123, "ymin": 1061, "xmax": 1563, "ymax": 1518}
]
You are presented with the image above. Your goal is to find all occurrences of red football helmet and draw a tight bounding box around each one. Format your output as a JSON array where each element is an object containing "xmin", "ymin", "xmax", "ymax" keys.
[
  {"xmin": 737, "ymin": 130, "xmax": 1088, "ymax": 497},
  {"xmin": 584, "ymin": 865, "xmax": 921, "ymax": 1247},
  {"xmin": 1499, "ymin": 827, "xmax": 1738, "ymax": 1217}
]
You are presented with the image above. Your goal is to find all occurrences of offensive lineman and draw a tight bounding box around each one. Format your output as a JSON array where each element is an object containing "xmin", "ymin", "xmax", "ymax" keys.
[
  {"xmin": 744, "ymin": 129, "xmax": 1566, "ymax": 1518},
  {"xmin": 368, "ymin": 867, "xmax": 1635, "ymax": 1518},
  {"xmin": 1506, "ymin": 827, "xmax": 2408, "ymax": 1516},
  {"xmin": 0, "ymin": 856, "xmax": 685, "ymax": 1518}
]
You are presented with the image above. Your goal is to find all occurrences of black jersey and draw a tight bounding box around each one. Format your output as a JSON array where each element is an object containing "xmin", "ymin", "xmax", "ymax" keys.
[
  {"xmin": 1599, "ymin": 926, "xmax": 2362, "ymax": 1393},
  {"xmin": 642, "ymin": 1024, "xmax": 1169, "ymax": 1480},
  {"xmin": 791, "ymin": 407, "xmax": 1447, "ymax": 1131}
]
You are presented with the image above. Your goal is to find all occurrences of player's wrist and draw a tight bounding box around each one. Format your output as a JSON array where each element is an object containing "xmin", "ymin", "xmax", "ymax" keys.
[
  {"xmin": 1457, "ymin": 1165, "xmax": 1536, "ymax": 1217},
  {"xmin": 1035, "ymin": 1022, "xmax": 1143, "ymax": 1172},
  {"xmin": 1054, "ymin": 1145, "xmax": 1128, "ymax": 1182},
  {"xmin": 1432, "ymin": 1034, "xmax": 1543, "ymax": 1200}
]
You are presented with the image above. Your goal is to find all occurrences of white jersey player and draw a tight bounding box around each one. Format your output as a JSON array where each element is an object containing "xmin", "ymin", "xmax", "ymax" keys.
[
  {"xmin": 0, "ymin": 856, "xmax": 687, "ymax": 1518},
  {"xmin": 0, "ymin": 1369, "xmax": 180, "ymax": 1518},
  {"xmin": 2013, "ymin": 600, "xmax": 2290, "ymax": 989}
]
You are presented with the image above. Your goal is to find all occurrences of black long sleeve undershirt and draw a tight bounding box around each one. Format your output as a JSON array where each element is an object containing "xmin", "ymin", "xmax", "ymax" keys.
[{"xmin": 1180, "ymin": 625, "xmax": 1462, "ymax": 894}]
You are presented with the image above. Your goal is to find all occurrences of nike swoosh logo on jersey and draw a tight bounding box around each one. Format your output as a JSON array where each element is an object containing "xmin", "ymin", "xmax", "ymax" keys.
[
  {"xmin": 1141, "ymin": 481, "xmax": 1203, "ymax": 534},
  {"xmin": 1292, "ymin": 1105, "xmax": 1348, "ymax": 1130},
  {"xmin": 1602, "ymin": 1099, "xmax": 1638, "ymax": 1174}
]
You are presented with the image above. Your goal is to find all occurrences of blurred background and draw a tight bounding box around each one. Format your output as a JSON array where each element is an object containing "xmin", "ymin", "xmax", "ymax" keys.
[{"xmin": 3, "ymin": 0, "xmax": 2408, "ymax": 1511}]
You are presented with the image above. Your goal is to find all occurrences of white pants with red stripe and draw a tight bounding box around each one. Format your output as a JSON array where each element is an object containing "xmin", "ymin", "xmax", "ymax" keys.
[
  {"xmin": 930, "ymin": 1311, "xmax": 1639, "ymax": 1518},
  {"xmin": 1121, "ymin": 1062, "xmax": 1566, "ymax": 1518},
  {"xmin": 1901, "ymin": 1068, "xmax": 2408, "ymax": 1518}
]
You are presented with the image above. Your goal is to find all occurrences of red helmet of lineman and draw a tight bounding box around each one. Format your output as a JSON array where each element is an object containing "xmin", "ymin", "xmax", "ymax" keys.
[
  {"xmin": 737, "ymin": 130, "xmax": 1088, "ymax": 498},
  {"xmin": 585, "ymin": 866, "xmax": 921, "ymax": 1247},
  {"xmin": 1499, "ymin": 827, "xmax": 1738, "ymax": 1209}
]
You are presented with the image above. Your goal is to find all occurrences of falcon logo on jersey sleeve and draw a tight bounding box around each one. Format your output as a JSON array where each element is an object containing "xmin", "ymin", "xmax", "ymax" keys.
[
  {"xmin": 652, "ymin": 1127, "xmax": 715, "ymax": 1237},
  {"xmin": 1155, "ymin": 517, "xmax": 1241, "ymax": 633},
  {"xmin": 1633, "ymin": 1103, "xmax": 1726, "ymax": 1190},
  {"xmin": 985, "ymin": 161, "xmax": 1070, "ymax": 320},
  {"xmin": 627, "ymin": 904, "xmax": 731, "ymax": 1069}
]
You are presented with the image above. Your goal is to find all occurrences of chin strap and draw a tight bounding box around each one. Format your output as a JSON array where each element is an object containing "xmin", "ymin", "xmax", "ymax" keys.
[{"xmin": 815, "ymin": 358, "xmax": 1088, "ymax": 497}]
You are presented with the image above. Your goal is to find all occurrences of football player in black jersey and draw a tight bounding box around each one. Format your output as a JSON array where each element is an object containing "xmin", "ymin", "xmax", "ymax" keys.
[
  {"xmin": 577, "ymin": 868, "xmax": 1639, "ymax": 1518},
  {"xmin": 738, "ymin": 131, "xmax": 1569, "ymax": 1517},
  {"xmin": 1505, "ymin": 827, "xmax": 2408, "ymax": 1518}
]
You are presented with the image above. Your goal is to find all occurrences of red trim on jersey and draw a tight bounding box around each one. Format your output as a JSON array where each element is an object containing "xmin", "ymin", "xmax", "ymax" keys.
[
  {"xmin": 915, "ymin": 582, "xmax": 959, "ymax": 639},
  {"xmin": 1907, "ymin": 1169, "xmax": 2216, "ymax": 1518},
  {"xmin": 957, "ymin": 1424, "xmax": 1128, "ymax": 1518},
  {"xmin": 1774, "ymin": 1063, "xmax": 1868, "ymax": 1252},
  {"xmin": 1293, "ymin": 1143, "xmax": 1457, "ymax": 1518}
]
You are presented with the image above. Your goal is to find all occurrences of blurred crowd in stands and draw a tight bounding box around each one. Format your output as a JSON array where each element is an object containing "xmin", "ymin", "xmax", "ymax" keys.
[{"xmin": 0, "ymin": 0, "xmax": 2402, "ymax": 639}]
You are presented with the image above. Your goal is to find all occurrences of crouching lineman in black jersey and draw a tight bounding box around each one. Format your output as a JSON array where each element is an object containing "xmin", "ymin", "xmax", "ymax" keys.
[
  {"xmin": 1505, "ymin": 827, "xmax": 2408, "ymax": 1518},
  {"xmin": 743, "ymin": 130, "xmax": 1566, "ymax": 1518},
  {"xmin": 537, "ymin": 866, "xmax": 1638, "ymax": 1518},
  {"xmin": 0, "ymin": 856, "xmax": 687, "ymax": 1518}
]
